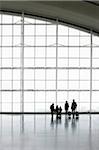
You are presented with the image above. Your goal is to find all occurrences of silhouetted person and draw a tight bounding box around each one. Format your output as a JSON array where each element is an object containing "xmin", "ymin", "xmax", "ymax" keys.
[
  {"xmin": 56, "ymin": 106, "xmax": 62, "ymax": 119},
  {"xmin": 71, "ymin": 99, "xmax": 77, "ymax": 118},
  {"xmin": 56, "ymin": 105, "xmax": 59, "ymax": 119},
  {"xmin": 50, "ymin": 103, "xmax": 54, "ymax": 119},
  {"xmin": 65, "ymin": 101, "xmax": 69, "ymax": 114}
]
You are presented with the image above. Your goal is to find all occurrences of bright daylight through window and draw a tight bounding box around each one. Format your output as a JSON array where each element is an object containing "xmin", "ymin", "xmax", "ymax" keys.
[{"xmin": 0, "ymin": 12, "xmax": 99, "ymax": 112}]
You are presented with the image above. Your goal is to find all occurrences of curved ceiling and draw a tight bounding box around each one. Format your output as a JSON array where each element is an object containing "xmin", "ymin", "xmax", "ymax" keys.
[{"xmin": 0, "ymin": 1, "xmax": 99, "ymax": 34}]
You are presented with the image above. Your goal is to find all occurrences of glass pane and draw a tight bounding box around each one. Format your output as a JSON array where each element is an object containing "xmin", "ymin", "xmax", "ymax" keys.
[
  {"xmin": 68, "ymin": 92, "xmax": 79, "ymax": 103},
  {"xmin": 2, "ymin": 48, "xmax": 12, "ymax": 58},
  {"xmin": 2, "ymin": 92, "xmax": 12, "ymax": 102},
  {"xmin": 13, "ymin": 103, "xmax": 20, "ymax": 112},
  {"xmin": 1, "ymin": 12, "xmax": 99, "ymax": 113},
  {"xmin": 69, "ymin": 81, "xmax": 79, "ymax": 90},
  {"xmin": 47, "ymin": 47, "xmax": 56, "ymax": 58},
  {"xmin": 92, "ymin": 92, "xmax": 99, "ymax": 102},
  {"xmin": 80, "ymin": 92, "xmax": 90, "ymax": 102},
  {"xmin": 24, "ymin": 70, "xmax": 34, "ymax": 80},
  {"xmin": 80, "ymin": 48, "xmax": 90, "ymax": 58},
  {"xmin": 79, "ymin": 103, "xmax": 90, "ymax": 112},
  {"xmin": 24, "ymin": 92, "xmax": 34, "ymax": 102},
  {"xmin": 46, "ymin": 81, "xmax": 56, "ymax": 90},
  {"xmin": 24, "ymin": 103, "xmax": 34, "ymax": 112},
  {"xmin": 2, "ymin": 103, "xmax": 12, "ymax": 112},
  {"xmin": 24, "ymin": 48, "xmax": 34, "ymax": 58},
  {"xmin": 57, "ymin": 81, "xmax": 67, "ymax": 90},
  {"xmin": 46, "ymin": 92, "xmax": 56, "ymax": 103},
  {"xmin": 35, "ymin": 103, "xmax": 45, "ymax": 112},
  {"xmin": 35, "ymin": 70, "xmax": 45, "ymax": 80},
  {"xmin": 24, "ymin": 25, "xmax": 34, "ymax": 36},
  {"xmin": 93, "ymin": 70, "xmax": 99, "ymax": 80},
  {"xmin": 58, "ymin": 59, "xmax": 68, "ymax": 67},
  {"xmin": 58, "ymin": 25, "xmax": 68, "ymax": 35},
  {"xmin": 58, "ymin": 47, "xmax": 68, "ymax": 58},
  {"xmin": 36, "ymin": 25, "xmax": 46, "ymax": 35},
  {"xmin": 58, "ymin": 70, "xmax": 68, "ymax": 80},
  {"xmin": 35, "ymin": 92, "xmax": 45, "ymax": 102},
  {"xmin": 46, "ymin": 70, "xmax": 56, "ymax": 80},
  {"xmin": 13, "ymin": 92, "xmax": 20, "ymax": 102},
  {"xmin": 24, "ymin": 81, "xmax": 34, "ymax": 90},
  {"xmin": 47, "ymin": 25, "xmax": 56, "ymax": 35},
  {"xmin": 69, "ymin": 48, "xmax": 79, "ymax": 58},
  {"xmin": 2, "ymin": 25, "xmax": 12, "ymax": 35},
  {"xmin": 35, "ymin": 81, "xmax": 45, "ymax": 90},
  {"xmin": 92, "ymin": 103, "xmax": 99, "ymax": 112},
  {"xmin": 57, "ymin": 92, "xmax": 67, "ymax": 102},
  {"xmin": 14, "ymin": 25, "xmax": 21, "ymax": 36},
  {"xmin": 69, "ymin": 70, "xmax": 79, "ymax": 80}
]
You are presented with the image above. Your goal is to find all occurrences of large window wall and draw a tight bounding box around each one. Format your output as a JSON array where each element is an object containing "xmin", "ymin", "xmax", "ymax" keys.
[{"xmin": 0, "ymin": 12, "xmax": 99, "ymax": 112}]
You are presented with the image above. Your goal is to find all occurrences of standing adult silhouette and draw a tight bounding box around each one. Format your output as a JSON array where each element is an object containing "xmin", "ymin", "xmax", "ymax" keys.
[
  {"xmin": 50, "ymin": 103, "xmax": 54, "ymax": 119},
  {"xmin": 65, "ymin": 101, "xmax": 69, "ymax": 114},
  {"xmin": 56, "ymin": 105, "xmax": 59, "ymax": 119},
  {"xmin": 71, "ymin": 99, "xmax": 77, "ymax": 118}
]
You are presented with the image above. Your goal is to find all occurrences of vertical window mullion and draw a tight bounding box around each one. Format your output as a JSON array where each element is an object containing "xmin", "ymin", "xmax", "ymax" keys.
[
  {"xmin": 12, "ymin": 16, "xmax": 14, "ymax": 112},
  {"xmin": 90, "ymin": 31, "xmax": 93, "ymax": 113},
  {"xmin": 67, "ymin": 27, "xmax": 69, "ymax": 101},
  {"xmin": 34, "ymin": 19, "xmax": 36, "ymax": 112},
  {"xmin": 20, "ymin": 12, "xmax": 24, "ymax": 113},
  {"xmin": 78, "ymin": 31, "xmax": 80, "ymax": 111},
  {"xmin": 56, "ymin": 19, "xmax": 58, "ymax": 105},
  {"xmin": 45, "ymin": 22, "xmax": 47, "ymax": 112},
  {"xmin": 0, "ymin": 14, "xmax": 2, "ymax": 112}
]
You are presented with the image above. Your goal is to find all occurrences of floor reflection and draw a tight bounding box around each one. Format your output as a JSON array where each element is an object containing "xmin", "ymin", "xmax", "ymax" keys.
[{"xmin": 0, "ymin": 114, "xmax": 99, "ymax": 150}]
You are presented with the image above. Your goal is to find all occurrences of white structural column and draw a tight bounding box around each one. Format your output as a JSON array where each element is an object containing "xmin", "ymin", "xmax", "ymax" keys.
[
  {"xmin": 34, "ymin": 19, "xmax": 36, "ymax": 112},
  {"xmin": 56, "ymin": 19, "xmax": 58, "ymax": 105},
  {"xmin": 90, "ymin": 31, "xmax": 93, "ymax": 113},
  {"xmin": 0, "ymin": 14, "xmax": 2, "ymax": 112},
  {"xmin": 78, "ymin": 31, "xmax": 80, "ymax": 111},
  {"xmin": 45, "ymin": 22, "xmax": 47, "ymax": 112},
  {"xmin": 11, "ymin": 16, "xmax": 14, "ymax": 112},
  {"xmin": 67, "ymin": 28, "xmax": 69, "ymax": 102},
  {"xmin": 20, "ymin": 12, "xmax": 24, "ymax": 113}
]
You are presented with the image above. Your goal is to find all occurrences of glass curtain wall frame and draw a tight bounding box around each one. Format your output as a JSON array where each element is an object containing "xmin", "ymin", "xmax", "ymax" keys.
[{"xmin": 0, "ymin": 11, "xmax": 99, "ymax": 113}]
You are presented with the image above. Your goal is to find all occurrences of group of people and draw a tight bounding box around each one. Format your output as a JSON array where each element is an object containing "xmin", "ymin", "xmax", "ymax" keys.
[
  {"xmin": 50, "ymin": 103, "xmax": 62, "ymax": 119},
  {"xmin": 50, "ymin": 99, "xmax": 78, "ymax": 119},
  {"xmin": 65, "ymin": 99, "xmax": 77, "ymax": 114}
]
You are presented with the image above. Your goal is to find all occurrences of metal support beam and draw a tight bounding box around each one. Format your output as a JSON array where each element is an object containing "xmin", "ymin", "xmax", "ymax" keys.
[
  {"xmin": 90, "ymin": 31, "xmax": 93, "ymax": 113},
  {"xmin": 56, "ymin": 19, "xmax": 58, "ymax": 105},
  {"xmin": 0, "ymin": 14, "xmax": 2, "ymax": 112},
  {"xmin": 20, "ymin": 12, "xmax": 24, "ymax": 113}
]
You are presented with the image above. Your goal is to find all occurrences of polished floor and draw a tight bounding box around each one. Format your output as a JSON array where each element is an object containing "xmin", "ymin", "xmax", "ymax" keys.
[{"xmin": 0, "ymin": 114, "xmax": 99, "ymax": 150}]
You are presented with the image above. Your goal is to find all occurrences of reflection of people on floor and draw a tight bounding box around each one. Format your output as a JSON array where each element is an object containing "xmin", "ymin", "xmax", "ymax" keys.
[
  {"xmin": 68, "ymin": 111, "xmax": 71, "ymax": 119},
  {"xmin": 65, "ymin": 101, "xmax": 69, "ymax": 114},
  {"xmin": 71, "ymin": 99, "xmax": 77, "ymax": 118},
  {"xmin": 65, "ymin": 115, "xmax": 69, "ymax": 129},
  {"xmin": 75, "ymin": 111, "xmax": 79, "ymax": 120},
  {"xmin": 71, "ymin": 117, "xmax": 77, "ymax": 132},
  {"xmin": 51, "ymin": 116, "xmax": 54, "ymax": 127}
]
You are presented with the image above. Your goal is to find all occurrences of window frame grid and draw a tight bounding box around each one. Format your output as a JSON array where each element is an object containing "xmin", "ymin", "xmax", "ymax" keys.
[{"xmin": 0, "ymin": 12, "xmax": 99, "ymax": 112}]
